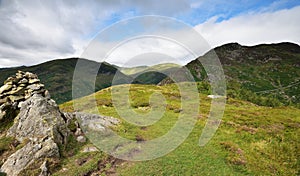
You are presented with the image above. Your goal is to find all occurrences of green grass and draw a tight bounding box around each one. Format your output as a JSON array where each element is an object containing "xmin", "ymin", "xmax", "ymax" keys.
[{"xmin": 59, "ymin": 83, "xmax": 300, "ymax": 175}]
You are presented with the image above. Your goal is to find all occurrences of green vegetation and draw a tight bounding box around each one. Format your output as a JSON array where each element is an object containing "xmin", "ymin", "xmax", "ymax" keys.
[
  {"xmin": 0, "ymin": 58, "xmax": 133, "ymax": 104},
  {"xmin": 1, "ymin": 43, "xmax": 299, "ymax": 107},
  {"xmin": 119, "ymin": 63, "xmax": 180, "ymax": 75},
  {"xmin": 122, "ymin": 63, "xmax": 181, "ymax": 85},
  {"xmin": 183, "ymin": 42, "xmax": 300, "ymax": 107},
  {"xmin": 59, "ymin": 83, "xmax": 300, "ymax": 175},
  {"xmin": 1, "ymin": 42, "xmax": 300, "ymax": 175}
]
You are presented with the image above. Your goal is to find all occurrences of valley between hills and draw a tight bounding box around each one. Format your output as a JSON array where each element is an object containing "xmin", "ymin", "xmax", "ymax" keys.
[{"xmin": 0, "ymin": 42, "xmax": 299, "ymax": 175}]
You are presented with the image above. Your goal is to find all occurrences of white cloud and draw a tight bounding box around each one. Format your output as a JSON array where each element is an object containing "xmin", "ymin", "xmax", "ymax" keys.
[
  {"xmin": 0, "ymin": 1, "xmax": 300, "ymax": 68},
  {"xmin": 194, "ymin": 6, "xmax": 300, "ymax": 48},
  {"xmin": 0, "ymin": 0, "xmax": 113, "ymax": 67},
  {"xmin": 80, "ymin": 25, "xmax": 212, "ymax": 67},
  {"xmin": 0, "ymin": 0, "xmax": 194, "ymax": 67}
]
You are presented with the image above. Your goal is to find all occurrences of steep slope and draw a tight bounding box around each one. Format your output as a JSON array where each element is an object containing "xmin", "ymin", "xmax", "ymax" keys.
[
  {"xmin": 176, "ymin": 42, "xmax": 300, "ymax": 105},
  {"xmin": 0, "ymin": 58, "xmax": 134, "ymax": 104}
]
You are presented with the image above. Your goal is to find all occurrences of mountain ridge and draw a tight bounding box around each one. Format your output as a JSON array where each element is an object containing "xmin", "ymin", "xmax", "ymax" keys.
[{"xmin": 0, "ymin": 42, "xmax": 299, "ymax": 106}]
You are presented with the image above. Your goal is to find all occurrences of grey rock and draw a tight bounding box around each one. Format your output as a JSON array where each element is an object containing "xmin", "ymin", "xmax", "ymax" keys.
[
  {"xmin": 1, "ymin": 93, "xmax": 69, "ymax": 175},
  {"xmin": 18, "ymin": 78, "xmax": 28, "ymax": 84},
  {"xmin": 87, "ymin": 123, "xmax": 106, "ymax": 132},
  {"xmin": 27, "ymin": 84, "xmax": 44, "ymax": 91},
  {"xmin": 75, "ymin": 112, "xmax": 120, "ymax": 128},
  {"xmin": 0, "ymin": 139, "xmax": 59, "ymax": 176},
  {"xmin": 76, "ymin": 136, "xmax": 86, "ymax": 143},
  {"xmin": 17, "ymin": 101, "xmax": 24, "ymax": 109},
  {"xmin": 0, "ymin": 71, "xmax": 121, "ymax": 175},
  {"xmin": 82, "ymin": 146, "xmax": 99, "ymax": 153},
  {"xmin": 7, "ymin": 94, "xmax": 68, "ymax": 143}
]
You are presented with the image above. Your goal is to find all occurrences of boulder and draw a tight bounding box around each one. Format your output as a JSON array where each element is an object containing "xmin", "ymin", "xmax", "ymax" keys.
[
  {"xmin": 0, "ymin": 139, "xmax": 59, "ymax": 176},
  {"xmin": 0, "ymin": 71, "xmax": 66, "ymax": 175},
  {"xmin": 1, "ymin": 93, "xmax": 69, "ymax": 175},
  {"xmin": 7, "ymin": 94, "xmax": 68, "ymax": 143}
]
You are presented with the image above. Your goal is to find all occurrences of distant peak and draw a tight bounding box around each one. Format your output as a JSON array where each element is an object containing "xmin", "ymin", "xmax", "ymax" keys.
[{"xmin": 216, "ymin": 42, "xmax": 242, "ymax": 51}]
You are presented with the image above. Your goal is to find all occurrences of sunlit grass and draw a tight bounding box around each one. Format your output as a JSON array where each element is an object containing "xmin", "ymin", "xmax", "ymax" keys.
[{"xmin": 59, "ymin": 83, "xmax": 300, "ymax": 175}]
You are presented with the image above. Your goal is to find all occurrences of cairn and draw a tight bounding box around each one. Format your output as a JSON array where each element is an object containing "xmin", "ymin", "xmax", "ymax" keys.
[{"xmin": 0, "ymin": 70, "xmax": 49, "ymax": 120}]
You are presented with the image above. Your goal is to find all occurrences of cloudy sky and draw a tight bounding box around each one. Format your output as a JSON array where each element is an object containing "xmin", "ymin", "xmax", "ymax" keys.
[{"xmin": 0, "ymin": 0, "xmax": 299, "ymax": 67}]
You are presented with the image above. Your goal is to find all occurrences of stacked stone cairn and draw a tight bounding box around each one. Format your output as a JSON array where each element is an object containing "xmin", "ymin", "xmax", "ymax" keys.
[{"xmin": 0, "ymin": 70, "xmax": 49, "ymax": 120}]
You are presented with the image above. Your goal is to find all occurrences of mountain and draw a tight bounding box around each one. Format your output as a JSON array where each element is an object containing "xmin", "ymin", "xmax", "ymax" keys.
[
  {"xmin": 119, "ymin": 63, "xmax": 180, "ymax": 75},
  {"xmin": 120, "ymin": 63, "xmax": 181, "ymax": 84},
  {"xmin": 118, "ymin": 65, "xmax": 149, "ymax": 75},
  {"xmin": 161, "ymin": 42, "xmax": 300, "ymax": 106},
  {"xmin": 1, "ymin": 42, "xmax": 299, "ymax": 106},
  {"xmin": 0, "ymin": 58, "xmax": 134, "ymax": 104}
]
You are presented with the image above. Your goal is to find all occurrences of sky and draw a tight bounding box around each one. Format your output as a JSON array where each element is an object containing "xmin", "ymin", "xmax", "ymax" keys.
[{"xmin": 0, "ymin": 0, "xmax": 299, "ymax": 67}]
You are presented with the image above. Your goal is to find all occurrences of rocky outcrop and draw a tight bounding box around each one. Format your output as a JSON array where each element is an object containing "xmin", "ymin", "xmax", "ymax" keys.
[
  {"xmin": 64, "ymin": 112, "xmax": 120, "ymax": 143},
  {"xmin": 0, "ymin": 71, "xmax": 120, "ymax": 175},
  {"xmin": 6, "ymin": 94, "xmax": 68, "ymax": 144},
  {"xmin": 1, "ymin": 94, "xmax": 69, "ymax": 175},
  {"xmin": 0, "ymin": 71, "xmax": 68, "ymax": 176},
  {"xmin": 1, "ymin": 138, "xmax": 59, "ymax": 175}
]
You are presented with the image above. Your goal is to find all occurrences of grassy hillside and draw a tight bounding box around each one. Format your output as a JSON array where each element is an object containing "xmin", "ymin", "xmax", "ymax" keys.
[
  {"xmin": 184, "ymin": 42, "xmax": 300, "ymax": 106},
  {"xmin": 2, "ymin": 42, "xmax": 298, "ymax": 107},
  {"xmin": 119, "ymin": 63, "xmax": 180, "ymax": 75},
  {"xmin": 119, "ymin": 63, "xmax": 181, "ymax": 84},
  {"xmin": 0, "ymin": 58, "xmax": 134, "ymax": 104},
  {"xmin": 119, "ymin": 66, "xmax": 149, "ymax": 75},
  {"xmin": 58, "ymin": 83, "xmax": 300, "ymax": 175}
]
